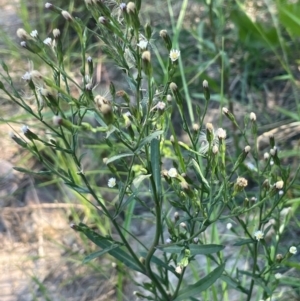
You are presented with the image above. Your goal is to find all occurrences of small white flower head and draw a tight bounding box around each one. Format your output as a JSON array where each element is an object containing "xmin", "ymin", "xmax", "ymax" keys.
[
  {"xmin": 53, "ymin": 28, "xmax": 60, "ymax": 38},
  {"xmin": 212, "ymin": 144, "xmax": 219, "ymax": 154},
  {"xmin": 61, "ymin": 10, "xmax": 73, "ymax": 21},
  {"xmin": 126, "ymin": 2, "xmax": 136, "ymax": 14},
  {"xmin": 216, "ymin": 128, "xmax": 226, "ymax": 140},
  {"xmin": 174, "ymin": 211, "xmax": 179, "ymax": 220},
  {"xmin": 251, "ymin": 197, "xmax": 257, "ymax": 202},
  {"xmin": 250, "ymin": 112, "xmax": 256, "ymax": 121},
  {"xmin": 168, "ymin": 167, "xmax": 178, "ymax": 178},
  {"xmin": 203, "ymin": 80, "xmax": 208, "ymax": 88},
  {"xmin": 275, "ymin": 180, "xmax": 284, "ymax": 190},
  {"xmin": 274, "ymin": 273, "xmax": 282, "ymax": 280},
  {"xmin": 53, "ymin": 115, "xmax": 63, "ymax": 126},
  {"xmin": 22, "ymin": 71, "xmax": 31, "ymax": 81},
  {"xmin": 222, "ymin": 107, "xmax": 229, "ymax": 114},
  {"xmin": 193, "ymin": 237, "xmax": 199, "ymax": 244},
  {"xmin": 175, "ymin": 265, "xmax": 183, "ymax": 274},
  {"xmin": 166, "ymin": 94, "xmax": 172, "ymax": 102},
  {"xmin": 120, "ymin": 3, "xmax": 127, "ymax": 11},
  {"xmin": 99, "ymin": 16, "xmax": 107, "ymax": 24},
  {"xmin": 43, "ymin": 37, "xmax": 52, "ymax": 46},
  {"xmin": 254, "ymin": 230, "xmax": 264, "ymax": 241},
  {"xmin": 289, "ymin": 246, "xmax": 297, "ymax": 255},
  {"xmin": 137, "ymin": 40, "xmax": 148, "ymax": 50},
  {"xmin": 264, "ymin": 152, "xmax": 270, "ymax": 160},
  {"xmin": 87, "ymin": 56, "xmax": 93, "ymax": 63},
  {"xmin": 108, "ymin": 177, "xmax": 116, "ymax": 188},
  {"xmin": 45, "ymin": 2, "xmax": 53, "ymax": 9},
  {"xmin": 270, "ymin": 147, "xmax": 277, "ymax": 156},
  {"xmin": 21, "ymin": 125, "xmax": 29, "ymax": 134},
  {"xmin": 226, "ymin": 222, "xmax": 232, "ymax": 230},
  {"xmin": 278, "ymin": 190, "xmax": 284, "ymax": 196},
  {"xmin": 156, "ymin": 101, "xmax": 166, "ymax": 111},
  {"xmin": 20, "ymin": 41, "xmax": 27, "ymax": 48},
  {"xmin": 180, "ymin": 222, "xmax": 187, "ymax": 229},
  {"xmin": 244, "ymin": 145, "xmax": 251, "ymax": 153},
  {"xmin": 192, "ymin": 123, "xmax": 200, "ymax": 132},
  {"xmin": 169, "ymin": 82, "xmax": 178, "ymax": 92},
  {"xmin": 169, "ymin": 49, "xmax": 180, "ymax": 62},
  {"xmin": 30, "ymin": 30, "xmax": 38, "ymax": 38},
  {"xmin": 166, "ymin": 238, "xmax": 172, "ymax": 244},
  {"xmin": 270, "ymin": 160, "xmax": 274, "ymax": 166}
]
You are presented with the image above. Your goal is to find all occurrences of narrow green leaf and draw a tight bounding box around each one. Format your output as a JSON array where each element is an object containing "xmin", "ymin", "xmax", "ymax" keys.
[
  {"xmin": 233, "ymin": 239, "xmax": 253, "ymax": 246},
  {"xmin": 135, "ymin": 130, "xmax": 163, "ymax": 152},
  {"xmin": 174, "ymin": 263, "xmax": 225, "ymax": 301},
  {"xmin": 76, "ymin": 223, "xmax": 143, "ymax": 273},
  {"xmin": 221, "ymin": 275, "xmax": 249, "ymax": 295},
  {"xmin": 83, "ymin": 244, "xmax": 121, "ymax": 263},
  {"xmin": 189, "ymin": 244, "xmax": 225, "ymax": 255},
  {"xmin": 156, "ymin": 243, "xmax": 224, "ymax": 256},
  {"xmin": 156, "ymin": 243, "xmax": 185, "ymax": 254},
  {"xmin": 151, "ymin": 138, "xmax": 162, "ymax": 198},
  {"xmin": 13, "ymin": 167, "xmax": 52, "ymax": 175},
  {"xmin": 191, "ymin": 159, "xmax": 210, "ymax": 190},
  {"xmin": 106, "ymin": 153, "xmax": 134, "ymax": 164}
]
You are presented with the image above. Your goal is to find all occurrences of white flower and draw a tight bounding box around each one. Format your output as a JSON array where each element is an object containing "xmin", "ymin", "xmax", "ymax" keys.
[
  {"xmin": 157, "ymin": 101, "xmax": 166, "ymax": 110},
  {"xmin": 166, "ymin": 238, "xmax": 172, "ymax": 244},
  {"xmin": 137, "ymin": 40, "xmax": 148, "ymax": 50},
  {"xmin": 278, "ymin": 190, "xmax": 284, "ymax": 195},
  {"xmin": 250, "ymin": 112, "xmax": 256, "ymax": 121},
  {"xmin": 22, "ymin": 71, "xmax": 31, "ymax": 81},
  {"xmin": 108, "ymin": 177, "xmax": 116, "ymax": 188},
  {"xmin": 274, "ymin": 273, "xmax": 282, "ymax": 279},
  {"xmin": 169, "ymin": 49, "xmax": 180, "ymax": 62},
  {"xmin": 168, "ymin": 168, "xmax": 178, "ymax": 178},
  {"xmin": 275, "ymin": 180, "xmax": 284, "ymax": 190},
  {"xmin": 254, "ymin": 230, "xmax": 264, "ymax": 241},
  {"xmin": 30, "ymin": 30, "xmax": 38, "ymax": 38},
  {"xmin": 216, "ymin": 128, "xmax": 226, "ymax": 139},
  {"xmin": 45, "ymin": 3, "xmax": 52, "ymax": 9},
  {"xmin": 264, "ymin": 152, "xmax": 270, "ymax": 160},
  {"xmin": 43, "ymin": 37, "xmax": 52, "ymax": 46},
  {"xmin": 175, "ymin": 266, "xmax": 182, "ymax": 274},
  {"xmin": 226, "ymin": 223, "xmax": 232, "ymax": 230},
  {"xmin": 21, "ymin": 125, "xmax": 29, "ymax": 134},
  {"xmin": 20, "ymin": 41, "xmax": 27, "ymax": 47},
  {"xmin": 289, "ymin": 246, "xmax": 297, "ymax": 254}
]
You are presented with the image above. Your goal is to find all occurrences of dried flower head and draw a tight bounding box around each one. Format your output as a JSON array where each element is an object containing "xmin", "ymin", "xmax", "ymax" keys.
[
  {"xmin": 142, "ymin": 50, "xmax": 151, "ymax": 62},
  {"xmin": 159, "ymin": 29, "xmax": 168, "ymax": 38},
  {"xmin": 126, "ymin": 2, "xmax": 136, "ymax": 13},
  {"xmin": 192, "ymin": 123, "xmax": 200, "ymax": 132},
  {"xmin": 17, "ymin": 28, "xmax": 31, "ymax": 40},
  {"xmin": 236, "ymin": 177, "xmax": 248, "ymax": 188},
  {"xmin": 275, "ymin": 180, "xmax": 284, "ymax": 190}
]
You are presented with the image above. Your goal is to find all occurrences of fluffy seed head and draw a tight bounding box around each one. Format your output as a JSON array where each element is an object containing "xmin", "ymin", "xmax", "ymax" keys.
[{"xmin": 126, "ymin": 2, "xmax": 136, "ymax": 13}]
